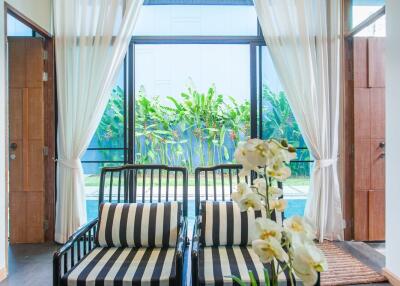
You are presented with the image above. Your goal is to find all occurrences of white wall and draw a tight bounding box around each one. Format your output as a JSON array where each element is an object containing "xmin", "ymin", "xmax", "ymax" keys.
[
  {"xmin": 6, "ymin": 0, "xmax": 52, "ymax": 34},
  {"xmin": 0, "ymin": 0, "xmax": 52, "ymax": 280},
  {"xmin": 385, "ymin": 0, "xmax": 400, "ymax": 280}
]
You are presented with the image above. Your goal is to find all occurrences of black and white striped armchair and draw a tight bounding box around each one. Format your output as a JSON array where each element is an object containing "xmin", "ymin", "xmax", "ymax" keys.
[
  {"xmin": 53, "ymin": 164, "xmax": 188, "ymax": 286},
  {"xmin": 191, "ymin": 164, "xmax": 289, "ymax": 286}
]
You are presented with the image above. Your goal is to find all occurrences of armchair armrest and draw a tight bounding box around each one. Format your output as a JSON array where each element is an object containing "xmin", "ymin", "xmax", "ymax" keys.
[
  {"xmin": 175, "ymin": 217, "xmax": 188, "ymax": 286},
  {"xmin": 191, "ymin": 216, "xmax": 201, "ymax": 286},
  {"xmin": 53, "ymin": 218, "xmax": 98, "ymax": 286},
  {"xmin": 176, "ymin": 217, "xmax": 188, "ymax": 258},
  {"xmin": 191, "ymin": 216, "xmax": 201, "ymax": 257}
]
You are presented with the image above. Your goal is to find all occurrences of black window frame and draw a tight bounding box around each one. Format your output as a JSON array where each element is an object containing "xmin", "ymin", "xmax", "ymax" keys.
[{"xmin": 82, "ymin": 14, "xmax": 313, "ymax": 173}]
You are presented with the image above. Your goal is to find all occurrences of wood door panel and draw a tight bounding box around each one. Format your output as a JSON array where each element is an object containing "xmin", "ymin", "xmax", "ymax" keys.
[
  {"xmin": 370, "ymin": 88, "xmax": 385, "ymax": 139},
  {"xmin": 368, "ymin": 38, "xmax": 385, "ymax": 88},
  {"xmin": 8, "ymin": 38, "xmax": 45, "ymax": 244},
  {"xmin": 26, "ymin": 42, "xmax": 44, "ymax": 88},
  {"xmin": 353, "ymin": 37, "xmax": 385, "ymax": 241},
  {"xmin": 28, "ymin": 88, "xmax": 44, "ymax": 140},
  {"xmin": 9, "ymin": 192, "xmax": 26, "ymax": 243},
  {"xmin": 9, "ymin": 139, "xmax": 23, "ymax": 190},
  {"xmin": 371, "ymin": 139, "xmax": 385, "ymax": 190},
  {"xmin": 8, "ymin": 40, "xmax": 25, "ymax": 88},
  {"xmin": 354, "ymin": 190, "xmax": 369, "ymax": 240},
  {"xmin": 354, "ymin": 38, "xmax": 368, "ymax": 88},
  {"xmin": 368, "ymin": 190, "xmax": 385, "ymax": 240},
  {"xmin": 354, "ymin": 88, "xmax": 370, "ymax": 139},
  {"xmin": 28, "ymin": 142, "xmax": 45, "ymax": 191},
  {"xmin": 25, "ymin": 192, "xmax": 44, "ymax": 242},
  {"xmin": 355, "ymin": 139, "xmax": 371, "ymax": 190},
  {"xmin": 9, "ymin": 88, "xmax": 23, "ymax": 140}
]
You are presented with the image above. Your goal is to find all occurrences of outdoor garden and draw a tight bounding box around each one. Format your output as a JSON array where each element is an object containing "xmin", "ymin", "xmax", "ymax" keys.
[{"xmin": 84, "ymin": 82, "xmax": 312, "ymax": 187}]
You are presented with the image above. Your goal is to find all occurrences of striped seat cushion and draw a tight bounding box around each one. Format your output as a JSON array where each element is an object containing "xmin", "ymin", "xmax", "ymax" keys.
[
  {"xmin": 201, "ymin": 201, "xmax": 280, "ymax": 246},
  {"xmin": 62, "ymin": 247, "xmax": 177, "ymax": 286},
  {"xmin": 96, "ymin": 202, "xmax": 181, "ymax": 248},
  {"xmin": 198, "ymin": 246, "xmax": 289, "ymax": 286}
]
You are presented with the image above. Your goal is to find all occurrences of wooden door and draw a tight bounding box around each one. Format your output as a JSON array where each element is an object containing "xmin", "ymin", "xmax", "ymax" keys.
[
  {"xmin": 353, "ymin": 37, "xmax": 385, "ymax": 241},
  {"xmin": 8, "ymin": 37, "xmax": 45, "ymax": 244}
]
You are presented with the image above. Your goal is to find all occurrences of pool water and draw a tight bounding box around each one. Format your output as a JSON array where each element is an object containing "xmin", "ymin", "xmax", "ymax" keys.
[{"xmin": 86, "ymin": 199, "xmax": 306, "ymax": 223}]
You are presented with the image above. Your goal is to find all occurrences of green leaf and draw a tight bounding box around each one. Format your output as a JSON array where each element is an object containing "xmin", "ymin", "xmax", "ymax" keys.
[
  {"xmin": 249, "ymin": 271, "xmax": 258, "ymax": 286},
  {"xmin": 264, "ymin": 269, "xmax": 271, "ymax": 286},
  {"xmin": 226, "ymin": 276, "xmax": 246, "ymax": 286}
]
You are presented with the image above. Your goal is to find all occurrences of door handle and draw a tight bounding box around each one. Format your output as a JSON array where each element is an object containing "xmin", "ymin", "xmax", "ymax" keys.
[
  {"xmin": 10, "ymin": 142, "xmax": 17, "ymax": 150},
  {"xmin": 379, "ymin": 152, "xmax": 385, "ymax": 159},
  {"xmin": 379, "ymin": 142, "xmax": 385, "ymax": 148}
]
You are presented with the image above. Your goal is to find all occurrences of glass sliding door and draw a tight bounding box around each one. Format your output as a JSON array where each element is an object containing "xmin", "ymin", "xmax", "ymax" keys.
[
  {"xmin": 258, "ymin": 46, "xmax": 312, "ymax": 216},
  {"xmin": 81, "ymin": 67, "xmax": 127, "ymax": 220},
  {"xmin": 133, "ymin": 43, "xmax": 251, "ymax": 172}
]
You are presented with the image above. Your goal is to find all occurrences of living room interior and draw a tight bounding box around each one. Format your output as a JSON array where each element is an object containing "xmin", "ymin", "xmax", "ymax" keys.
[{"xmin": 0, "ymin": 0, "xmax": 400, "ymax": 285}]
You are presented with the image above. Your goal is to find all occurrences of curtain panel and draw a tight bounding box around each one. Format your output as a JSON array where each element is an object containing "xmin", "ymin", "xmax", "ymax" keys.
[
  {"xmin": 254, "ymin": 0, "xmax": 343, "ymax": 241},
  {"xmin": 54, "ymin": 0, "xmax": 142, "ymax": 243}
]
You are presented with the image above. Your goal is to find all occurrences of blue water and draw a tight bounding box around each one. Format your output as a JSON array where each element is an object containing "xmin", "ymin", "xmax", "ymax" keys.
[{"xmin": 86, "ymin": 199, "xmax": 306, "ymax": 223}]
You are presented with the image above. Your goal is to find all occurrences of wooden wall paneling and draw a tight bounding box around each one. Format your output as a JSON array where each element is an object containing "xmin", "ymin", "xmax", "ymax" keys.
[
  {"xmin": 370, "ymin": 88, "xmax": 385, "ymax": 139},
  {"xmin": 371, "ymin": 139, "xmax": 385, "ymax": 190},
  {"xmin": 8, "ymin": 39, "xmax": 25, "ymax": 88},
  {"xmin": 353, "ymin": 38, "xmax": 368, "ymax": 88},
  {"xmin": 26, "ymin": 192, "xmax": 45, "ymax": 242},
  {"xmin": 368, "ymin": 190, "xmax": 385, "ymax": 240},
  {"xmin": 354, "ymin": 88, "xmax": 370, "ymax": 139},
  {"xmin": 8, "ymin": 38, "xmax": 45, "ymax": 243},
  {"xmin": 354, "ymin": 190, "xmax": 369, "ymax": 240},
  {"xmin": 9, "ymin": 192, "xmax": 26, "ymax": 243},
  {"xmin": 354, "ymin": 139, "xmax": 371, "ymax": 190},
  {"xmin": 368, "ymin": 38, "xmax": 385, "ymax": 88}
]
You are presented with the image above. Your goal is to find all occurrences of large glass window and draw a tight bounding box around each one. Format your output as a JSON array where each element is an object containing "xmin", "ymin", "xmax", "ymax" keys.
[
  {"xmin": 84, "ymin": 3, "xmax": 311, "ymax": 220},
  {"xmin": 259, "ymin": 46, "xmax": 311, "ymax": 215},
  {"xmin": 134, "ymin": 44, "xmax": 250, "ymax": 171},
  {"xmin": 133, "ymin": 5, "xmax": 258, "ymax": 36},
  {"xmin": 7, "ymin": 14, "xmax": 33, "ymax": 36},
  {"xmin": 352, "ymin": 0, "xmax": 385, "ymax": 36},
  {"xmin": 82, "ymin": 68, "xmax": 126, "ymax": 220}
]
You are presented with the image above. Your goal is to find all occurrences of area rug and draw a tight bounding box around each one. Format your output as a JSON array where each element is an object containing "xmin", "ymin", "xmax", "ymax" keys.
[{"xmin": 318, "ymin": 242, "xmax": 387, "ymax": 285}]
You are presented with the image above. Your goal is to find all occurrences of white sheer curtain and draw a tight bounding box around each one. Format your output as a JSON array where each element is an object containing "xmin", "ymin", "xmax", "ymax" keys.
[
  {"xmin": 254, "ymin": 0, "xmax": 343, "ymax": 241},
  {"xmin": 54, "ymin": 0, "xmax": 142, "ymax": 243}
]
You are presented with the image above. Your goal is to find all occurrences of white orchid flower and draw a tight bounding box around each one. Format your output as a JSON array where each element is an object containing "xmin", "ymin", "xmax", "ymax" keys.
[
  {"xmin": 255, "ymin": 217, "xmax": 283, "ymax": 241},
  {"xmin": 284, "ymin": 216, "xmax": 316, "ymax": 242},
  {"xmin": 270, "ymin": 199, "xmax": 287, "ymax": 212},
  {"xmin": 267, "ymin": 165, "xmax": 291, "ymax": 181},
  {"xmin": 234, "ymin": 139, "xmax": 270, "ymax": 176},
  {"xmin": 268, "ymin": 186, "xmax": 283, "ymax": 199},
  {"xmin": 237, "ymin": 192, "xmax": 263, "ymax": 211},
  {"xmin": 253, "ymin": 178, "xmax": 267, "ymax": 193},
  {"xmin": 252, "ymin": 238, "xmax": 289, "ymax": 263},
  {"xmin": 231, "ymin": 182, "xmax": 252, "ymax": 203},
  {"xmin": 292, "ymin": 242, "xmax": 328, "ymax": 286}
]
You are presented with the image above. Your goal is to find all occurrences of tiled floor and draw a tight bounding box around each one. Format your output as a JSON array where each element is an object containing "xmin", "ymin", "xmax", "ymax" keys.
[
  {"xmin": 0, "ymin": 241, "xmax": 387, "ymax": 286},
  {"xmin": 0, "ymin": 243, "xmax": 58, "ymax": 286}
]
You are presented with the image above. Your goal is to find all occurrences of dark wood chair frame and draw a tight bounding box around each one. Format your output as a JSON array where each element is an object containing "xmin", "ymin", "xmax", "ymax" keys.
[
  {"xmin": 191, "ymin": 163, "xmax": 320, "ymax": 286},
  {"xmin": 53, "ymin": 164, "xmax": 189, "ymax": 286}
]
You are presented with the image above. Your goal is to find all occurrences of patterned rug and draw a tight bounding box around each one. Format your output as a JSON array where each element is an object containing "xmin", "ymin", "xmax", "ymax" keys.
[{"xmin": 318, "ymin": 242, "xmax": 387, "ymax": 285}]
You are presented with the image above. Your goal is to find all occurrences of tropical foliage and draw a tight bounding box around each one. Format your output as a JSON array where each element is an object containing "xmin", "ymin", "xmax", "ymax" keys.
[
  {"xmin": 92, "ymin": 83, "xmax": 310, "ymax": 176},
  {"xmin": 134, "ymin": 84, "xmax": 250, "ymax": 172}
]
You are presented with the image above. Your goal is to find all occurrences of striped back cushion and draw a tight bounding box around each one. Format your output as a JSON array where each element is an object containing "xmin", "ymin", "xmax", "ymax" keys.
[
  {"xmin": 200, "ymin": 201, "xmax": 270, "ymax": 246},
  {"xmin": 96, "ymin": 202, "xmax": 181, "ymax": 248}
]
